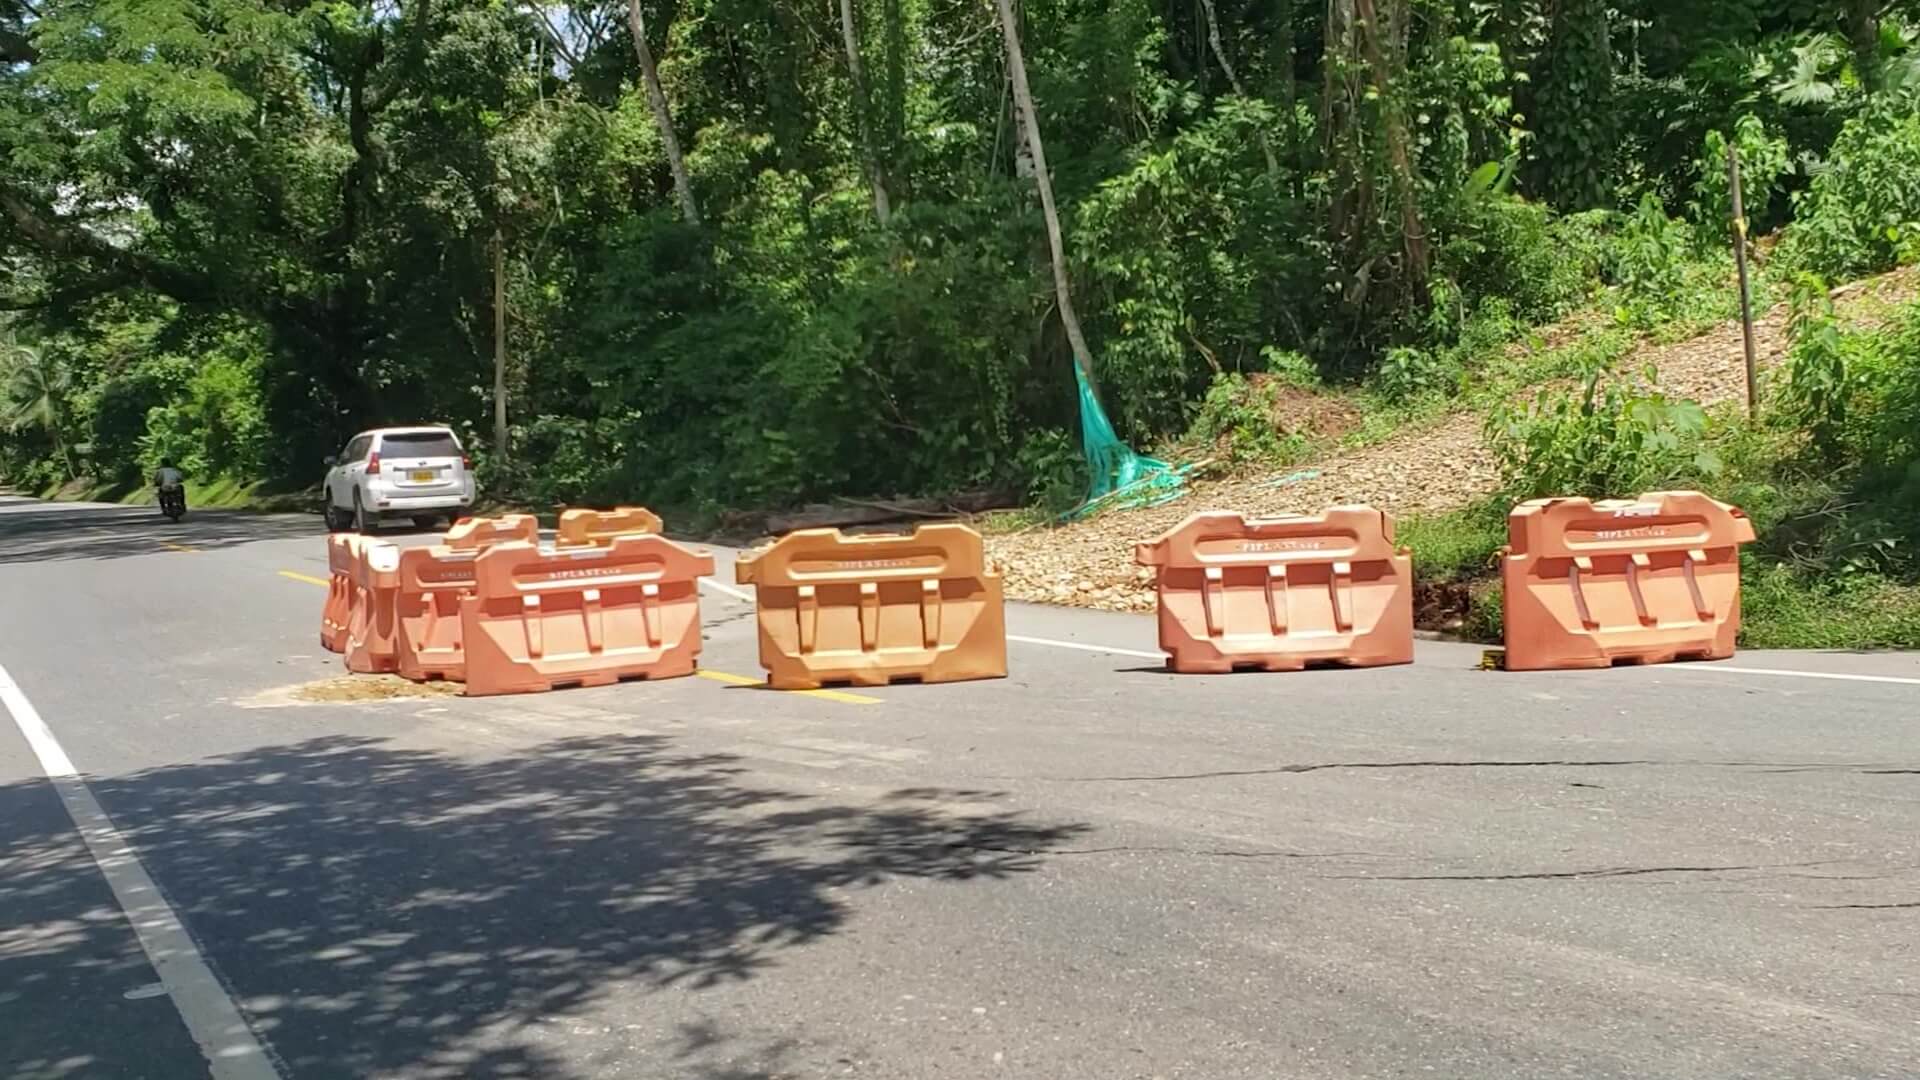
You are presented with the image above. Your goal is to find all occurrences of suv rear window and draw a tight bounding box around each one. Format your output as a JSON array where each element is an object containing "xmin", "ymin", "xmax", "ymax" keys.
[{"xmin": 380, "ymin": 431, "xmax": 460, "ymax": 457}]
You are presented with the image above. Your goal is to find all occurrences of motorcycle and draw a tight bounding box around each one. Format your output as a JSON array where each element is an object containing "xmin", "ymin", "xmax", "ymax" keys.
[{"xmin": 158, "ymin": 483, "xmax": 187, "ymax": 522}]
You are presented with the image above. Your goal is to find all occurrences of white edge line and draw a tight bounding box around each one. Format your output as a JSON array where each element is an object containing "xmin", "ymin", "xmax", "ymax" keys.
[
  {"xmin": 699, "ymin": 577, "xmax": 754, "ymax": 602},
  {"xmin": 1664, "ymin": 664, "xmax": 1920, "ymax": 687},
  {"xmin": 679, "ymin": 593, "xmax": 1915, "ymax": 684},
  {"xmin": 1008, "ymin": 634, "xmax": 1166, "ymax": 661},
  {"xmin": 0, "ymin": 663, "xmax": 283, "ymax": 1080}
]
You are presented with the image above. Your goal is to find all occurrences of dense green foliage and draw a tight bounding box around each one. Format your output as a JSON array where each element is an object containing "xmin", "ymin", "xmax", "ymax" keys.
[
  {"xmin": 3, "ymin": 0, "xmax": 1919, "ymax": 515},
  {"xmin": 1440, "ymin": 288, "xmax": 1920, "ymax": 649}
]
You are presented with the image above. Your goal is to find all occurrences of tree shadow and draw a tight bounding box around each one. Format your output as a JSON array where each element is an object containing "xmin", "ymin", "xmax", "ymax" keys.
[
  {"xmin": 0, "ymin": 503, "xmax": 328, "ymax": 564},
  {"xmin": 0, "ymin": 734, "xmax": 1087, "ymax": 1078}
]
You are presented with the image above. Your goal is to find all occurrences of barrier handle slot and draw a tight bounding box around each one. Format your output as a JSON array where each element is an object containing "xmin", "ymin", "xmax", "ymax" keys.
[
  {"xmin": 583, "ymin": 588, "xmax": 605, "ymax": 654},
  {"xmin": 797, "ymin": 586, "xmax": 818, "ymax": 655},
  {"xmin": 1202, "ymin": 567, "xmax": 1226, "ymax": 638},
  {"xmin": 1570, "ymin": 557, "xmax": 1598, "ymax": 629},
  {"xmin": 1684, "ymin": 549, "xmax": 1712, "ymax": 620},
  {"xmin": 860, "ymin": 582, "xmax": 881, "ymax": 651},
  {"xmin": 1627, "ymin": 552, "xmax": 1656, "ymax": 626},
  {"xmin": 641, "ymin": 583, "xmax": 662, "ymax": 647},
  {"xmin": 524, "ymin": 595, "xmax": 544, "ymax": 658},
  {"xmin": 1330, "ymin": 561, "xmax": 1353, "ymax": 632},
  {"xmin": 920, "ymin": 579, "xmax": 941, "ymax": 648},
  {"xmin": 1265, "ymin": 564, "xmax": 1288, "ymax": 636}
]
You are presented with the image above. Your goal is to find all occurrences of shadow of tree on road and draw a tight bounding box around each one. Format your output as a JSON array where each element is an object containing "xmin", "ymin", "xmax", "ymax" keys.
[
  {"xmin": 0, "ymin": 503, "xmax": 326, "ymax": 564},
  {"xmin": 0, "ymin": 734, "xmax": 1087, "ymax": 1078}
]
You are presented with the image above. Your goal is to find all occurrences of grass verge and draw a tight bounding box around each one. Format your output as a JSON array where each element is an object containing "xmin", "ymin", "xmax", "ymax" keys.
[{"xmin": 37, "ymin": 475, "xmax": 320, "ymax": 513}]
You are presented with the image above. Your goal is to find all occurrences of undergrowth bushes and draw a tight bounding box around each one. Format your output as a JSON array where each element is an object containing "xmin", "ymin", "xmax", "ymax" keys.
[
  {"xmin": 1425, "ymin": 293, "xmax": 1920, "ymax": 648},
  {"xmin": 1779, "ymin": 92, "xmax": 1920, "ymax": 279}
]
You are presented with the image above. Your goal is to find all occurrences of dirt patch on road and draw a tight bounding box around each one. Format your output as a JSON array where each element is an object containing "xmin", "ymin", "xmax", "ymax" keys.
[{"xmin": 239, "ymin": 674, "xmax": 463, "ymax": 708}]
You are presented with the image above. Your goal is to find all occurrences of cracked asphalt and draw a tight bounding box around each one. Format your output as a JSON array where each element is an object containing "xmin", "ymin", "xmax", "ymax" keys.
[{"xmin": 2, "ymin": 496, "xmax": 1918, "ymax": 1079}]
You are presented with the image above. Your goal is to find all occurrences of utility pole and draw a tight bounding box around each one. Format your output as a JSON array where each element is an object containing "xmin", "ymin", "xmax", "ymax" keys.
[
  {"xmin": 493, "ymin": 230, "xmax": 509, "ymax": 461},
  {"xmin": 1728, "ymin": 143, "xmax": 1759, "ymax": 418}
]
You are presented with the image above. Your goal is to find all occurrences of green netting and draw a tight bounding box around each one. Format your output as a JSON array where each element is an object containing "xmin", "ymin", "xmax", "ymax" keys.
[{"xmin": 1065, "ymin": 364, "xmax": 1191, "ymax": 521}]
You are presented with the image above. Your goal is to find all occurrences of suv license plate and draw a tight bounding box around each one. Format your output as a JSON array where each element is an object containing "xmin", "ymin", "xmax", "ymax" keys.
[{"xmin": 410, "ymin": 470, "xmax": 435, "ymax": 482}]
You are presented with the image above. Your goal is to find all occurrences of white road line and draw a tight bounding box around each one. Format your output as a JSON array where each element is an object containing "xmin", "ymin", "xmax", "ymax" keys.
[
  {"xmin": 0, "ymin": 662, "xmax": 283, "ymax": 1080},
  {"xmin": 699, "ymin": 577, "xmax": 754, "ymax": 603},
  {"xmin": 693, "ymin": 582, "xmax": 1165, "ymax": 663},
  {"xmin": 1008, "ymin": 634, "xmax": 1166, "ymax": 661},
  {"xmin": 1664, "ymin": 664, "xmax": 1920, "ymax": 687}
]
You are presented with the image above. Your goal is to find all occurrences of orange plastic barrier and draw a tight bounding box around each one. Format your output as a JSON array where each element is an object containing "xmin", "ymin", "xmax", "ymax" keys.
[
  {"xmin": 344, "ymin": 539, "xmax": 402, "ymax": 675},
  {"xmin": 394, "ymin": 546, "xmax": 481, "ymax": 682},
  {"xmin": 735, "ymin": 524, "xmax": 1007, "ymax": 690},
  {"xmin": 1135, "ymin": 508, "xmax": 1414, "ymax": 673},
  {"xmin": 445, "ymin": 513, "xmax": 538, "ymax": 550},
  {"xmin": 459, "ymin": 535, "xmax": 715, "ymax": 696},
  {"xmin": 392, "ymin": 518, "xmax": 538, "ymax": 682},
  {"xmin": 1501, "ymin": 491, "xmax": 1756, "ymax": 671},
  {"xmin": 321, "ymin": 534, "xmax": 361, "ymax": 653},
  {"xmin": 557, "ymin": 507, "xmax": 663, "ymax": 547}
]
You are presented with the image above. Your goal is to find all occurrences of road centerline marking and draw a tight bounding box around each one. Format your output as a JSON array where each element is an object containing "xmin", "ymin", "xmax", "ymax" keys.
[
  {"xmin": 696, "ymin": 669, "xmax": 881, "ymax": 705},
  {"xmin": 278, "ymin": 570, "xmax": 329, "ymax": 587},
  {"xmin": 160, "ymin": 541, "xmax": 199, "ymax": 554},
  {"xmin": 0, "ymin": 662, "xmax": 283, "ymax": 1080},
  {"xmin": 1008, "ymin": 634, "xmax": 1166, "ymax": 661}
]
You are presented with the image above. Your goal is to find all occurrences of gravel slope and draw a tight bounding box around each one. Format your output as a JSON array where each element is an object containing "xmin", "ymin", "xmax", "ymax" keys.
[{"xmin": 988, "ymin": 266, "xmax": 1920, "ymax": 611}]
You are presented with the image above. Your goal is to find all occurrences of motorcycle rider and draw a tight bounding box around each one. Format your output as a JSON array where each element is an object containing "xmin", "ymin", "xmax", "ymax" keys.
[
  {"xmin": 154, "ymin": 458, "xmax": 186, "ymax": 488},
  {"xmin": 154, "ymin": 458, "xmax": 186, "ymax": 513}
]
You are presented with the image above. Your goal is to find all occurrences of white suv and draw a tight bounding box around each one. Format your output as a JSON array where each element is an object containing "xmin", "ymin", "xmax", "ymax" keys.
[{"xmin": 323, "ymin": 426, "xmax": 476, "ymax": 533}]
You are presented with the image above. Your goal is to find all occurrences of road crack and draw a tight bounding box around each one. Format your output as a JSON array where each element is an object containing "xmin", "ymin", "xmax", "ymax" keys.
[
  {"xmin": 1022, "ymin": 759, "xmax": 1656, "ymax": 783},
  {"xmin": 1330, "ymin": 860, "xmax": 1839, "ymax": 882},
  {"xmin": 1011, "ymin": 759, "xmax": 1920, "ymax": 783},
  {"xmin": 961, "ymin": 843, "xmax": 1381, "ymax": 860}
]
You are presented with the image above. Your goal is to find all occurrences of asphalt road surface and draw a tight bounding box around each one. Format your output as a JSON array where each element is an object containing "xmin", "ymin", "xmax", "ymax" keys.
[{"xmin": 2, "ymin": 494, "xmax": 1917, "ymax": 1080}]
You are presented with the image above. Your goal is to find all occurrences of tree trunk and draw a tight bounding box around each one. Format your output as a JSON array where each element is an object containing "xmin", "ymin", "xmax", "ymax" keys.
[
  {"xmin": 1272, "ymin": 0, "xmax": 1303, "ymax": 197},
  {"xmin": 1848, "ymin": 0, "xmax": 1880, "ymax": 93},
  {"xmin": 882, "ymin": 0, "xmax": 909, "ymax": 194},
  {"xmin": 1197, "ymin": 0, "xmax": 1280, "ymax": 178},
  {"xmin": 1351, "ymin": 0, "xmax": 1430, "ymax": 297},
  {"xmin": 839, "ymin": 0, "xmax": 893, "ymax": 225},
  {"xmin": 992, "ymin": 0, "xmax": 1096, "ymax": 386},
  {"xmin": 493, "ymin": 230, "xmax": 509, "ymax": 463},
  {"xmin": 627, "ymin": 0, "xmax": 700, "ymax": 226},
  {"xmin": 1009, "ymin": 80, "xmax": 1037, "ymax": 180},
  {"xmin": 1320, "ymin": 0, "xmax": 1349, "ymax": 164},
  {"xmin": 1322, "ymin": 0, "xmax": 1360, "ymax": 242}
]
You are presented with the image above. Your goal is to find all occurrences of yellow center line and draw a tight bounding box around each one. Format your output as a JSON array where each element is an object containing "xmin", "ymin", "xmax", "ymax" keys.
[
  {"xmin": 696, "ymin": 669, "xmax": 881, "ymax": 705},
  {"xmin": 279, "ymin": 570, "xmax": 330, "ymax": 587},
  {"xmin": 159, "ymin": 541, "xmax": 199, "ymax": 554}
]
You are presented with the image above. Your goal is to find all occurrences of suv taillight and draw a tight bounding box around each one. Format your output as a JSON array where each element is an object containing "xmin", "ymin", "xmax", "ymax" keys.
[
  {"xmin": 462, "ymin": 455, "xmax": 471, "ymax": 468},
  {"xmin": 366, "ymin": 451, "xmax": 381, "ymax": 476}
]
